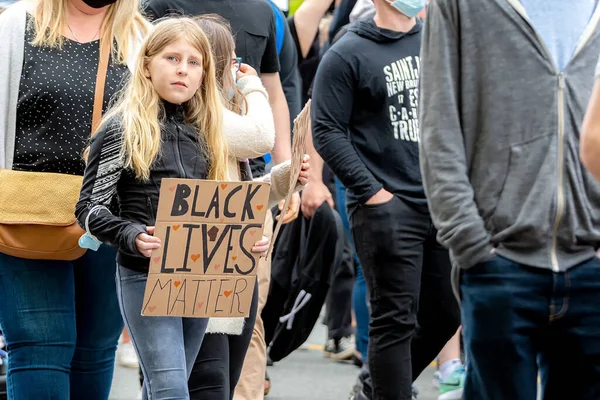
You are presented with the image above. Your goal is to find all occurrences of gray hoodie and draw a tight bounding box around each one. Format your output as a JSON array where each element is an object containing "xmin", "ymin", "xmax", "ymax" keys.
[{"xmin": 419, "ymin": 0, "xmax": 600, "ymax": 273}]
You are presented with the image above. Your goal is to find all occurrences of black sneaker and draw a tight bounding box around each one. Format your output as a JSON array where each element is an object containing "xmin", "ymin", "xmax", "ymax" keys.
[
  {"xmin": 352, "ymin": 350, "xmax": 363, "ymax": 368},
  {"xmin": 323, "ymin": 335, "xmax": 355, "ymax": 361}
]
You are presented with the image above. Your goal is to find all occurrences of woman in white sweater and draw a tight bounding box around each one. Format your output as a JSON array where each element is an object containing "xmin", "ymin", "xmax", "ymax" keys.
[{"xmin": 186, "ymin": 14, "xmax": 309, "ymax": 400}]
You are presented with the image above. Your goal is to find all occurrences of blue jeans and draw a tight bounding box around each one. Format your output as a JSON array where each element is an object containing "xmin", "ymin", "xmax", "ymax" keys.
[
  {"xmin": 116, "ymin": 265, "xmax": 209, "ymax": 400},
  {"xmin": 0, "ymin": 245, "xmax": 123, "ymax": 400},
  {"xmin": 461, "ymin": 255, "xmax": 600, "ymax": 400},
  {"xmin": 335, "ymin": 178, "xmax": 369, "ymax": 361}
]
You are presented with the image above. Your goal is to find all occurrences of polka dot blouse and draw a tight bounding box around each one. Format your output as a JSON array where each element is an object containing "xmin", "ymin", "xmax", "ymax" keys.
[{"xmin": 14, "ymin": 16, "xmax": 129, "ymax": 176}]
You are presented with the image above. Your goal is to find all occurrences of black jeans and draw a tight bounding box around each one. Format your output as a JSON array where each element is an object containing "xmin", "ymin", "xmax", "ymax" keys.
[
  {"xmin": 187, "ymin": 284, "xmax": 259, "ymax": 400},
  {"xmin": 462, "ymin": 255, "xmax": 600, "ymax": 400},
  {"xmin": 325, "ymin": 232, "xmax": 355, "ymax": 340},
  {"xmin": 351, "ymin": 196, "xmax": 460, "ymax": 400}
]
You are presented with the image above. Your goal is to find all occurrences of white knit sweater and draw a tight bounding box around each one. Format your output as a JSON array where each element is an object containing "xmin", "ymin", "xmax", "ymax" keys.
[{"xmin": 206, "ymin": 76, "xmax": 304, "ymax": 335}]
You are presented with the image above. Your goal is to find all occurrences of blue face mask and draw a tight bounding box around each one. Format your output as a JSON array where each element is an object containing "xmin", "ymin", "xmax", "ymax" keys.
[
  {"xmin": 388, "ymin": 0, "xmax": 426, "ymax": 18},
  {"xmin": 79, "ymin": 232, "xmax": 102, "ymax": 251}
]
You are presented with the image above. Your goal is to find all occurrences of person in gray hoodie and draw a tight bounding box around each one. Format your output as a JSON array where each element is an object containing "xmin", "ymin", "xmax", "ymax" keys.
[{"xmin": 420, "ymin": 1, "xmax": 600, "ymax": 399}]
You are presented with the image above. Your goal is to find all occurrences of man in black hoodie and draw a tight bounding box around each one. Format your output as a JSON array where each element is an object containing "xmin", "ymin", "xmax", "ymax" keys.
[{"xmin": 312, "ymin": 1, "xmax": 460, "ymax": 399}]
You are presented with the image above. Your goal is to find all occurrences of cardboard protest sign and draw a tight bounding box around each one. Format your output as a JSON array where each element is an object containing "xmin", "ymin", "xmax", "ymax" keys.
[
  {"xmin": 142, "ymin": 179, "xmax": 270, "ymax": 318},
  {"xmin": 267, "ymin": 99, "xmax": 311, "ymax": 258}
]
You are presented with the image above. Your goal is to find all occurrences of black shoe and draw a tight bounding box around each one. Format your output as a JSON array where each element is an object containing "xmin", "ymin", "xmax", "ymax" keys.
[
  {"xmin": 352, "ymin": 353, "xmax": 363, "ymax": 368},
  {"xmin": 0, "ymin": 362, "xmax": 6, "ymax": 400}
]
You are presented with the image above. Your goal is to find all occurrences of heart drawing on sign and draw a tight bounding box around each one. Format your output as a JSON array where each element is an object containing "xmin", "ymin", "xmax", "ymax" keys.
[
  {"xmin": 197, "ymin": 301, "xmax": 205, "ymax": 309},
  {"xmin": 174, "ymin": 281, "xmax": 181, "ymax": 288},
  {"xmin": 232, "ymin": 256, "xmax": 237, "ymax": 261},
  {"xmin": 153, "ymin": 257, "xmax": 160, "ymax": 264},
  {"xmin": 221, "ymin": 184, "xmax": 228, "ymax": 190},
  {"xmin": 173, "ymin": 225, "xmax": 181, "ymax": 231},
  {"xmin": 224, "ymin": 290, "xmax": 233, "ymax": 297},
  {"xmin": 256, "ymin": 205, "xmax": 264, "ymax": 211},
  {"xmin": 191, "ymin": 254, "xmax": 201, "ymax": 262},
  {"xmin": 169, "ymin": 185, "xmax": 176, "ymax": 192},
  {"xmin": 249, "ymin": 231, "xmax": 256, "ymax": 236},
  {"xmin": 214, "ymin": 264, "xmax": 221, "ymax": 271},
  {"xmin": 148, "ymin": 306, "xmax": 156, "ymax": 312}
]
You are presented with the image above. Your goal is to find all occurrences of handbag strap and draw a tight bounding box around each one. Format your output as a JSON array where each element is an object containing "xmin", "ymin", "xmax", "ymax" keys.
[{"xmin": 91, "ymin": 37, "xmax": 111, "ymax": 135}]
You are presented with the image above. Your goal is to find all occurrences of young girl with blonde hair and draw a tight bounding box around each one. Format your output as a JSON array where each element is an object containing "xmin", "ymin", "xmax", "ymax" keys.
[
  {"xmin": 76, "ymin": 18, "xmax": 269, "ymax": 399},
  {"xmin": 187, "ymin": 15, "xmax": 309, "ymax": 400},
  {"xmin": 0, "ymin": 0, "xmax": 147, "ymax": 398}
]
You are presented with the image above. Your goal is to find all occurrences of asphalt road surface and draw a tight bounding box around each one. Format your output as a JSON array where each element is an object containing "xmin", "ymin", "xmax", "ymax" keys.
[{"xmin": 108, "ymin": 321, "xmax": 440, "ymax": 400}]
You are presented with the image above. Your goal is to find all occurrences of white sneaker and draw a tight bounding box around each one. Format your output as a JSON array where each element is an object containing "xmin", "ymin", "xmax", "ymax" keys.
[
  {"xmin": 327, "ymin": 335, "xmax": 355, "ymax": 361},
  {"xmin": 117, "ymin": 341, "xmax": 139, "ymax": 369}
]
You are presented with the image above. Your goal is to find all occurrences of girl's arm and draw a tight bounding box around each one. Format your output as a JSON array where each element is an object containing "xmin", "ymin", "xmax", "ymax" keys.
[
  {"xmin": 224, "ymin": 75, "xmax": 275, "ymax": 160},
  {"xmin": 254, "ymin": 155, "xmax": 309, "ymax": 209},
  {"xmin": 75, "ymin": 122, "xmax": 146, "ymax": 256}
]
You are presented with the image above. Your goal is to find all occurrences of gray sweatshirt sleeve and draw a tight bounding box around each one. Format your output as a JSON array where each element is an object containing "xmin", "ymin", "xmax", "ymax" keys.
[{"xmin": 419, "ymin": 0, "xmax": 494, "ymax": 269}]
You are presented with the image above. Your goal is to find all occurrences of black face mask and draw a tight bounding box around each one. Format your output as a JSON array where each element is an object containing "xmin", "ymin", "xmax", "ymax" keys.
[{"xmin": 82, "ymin": 0, "xmax": 118, "ymax": 8}]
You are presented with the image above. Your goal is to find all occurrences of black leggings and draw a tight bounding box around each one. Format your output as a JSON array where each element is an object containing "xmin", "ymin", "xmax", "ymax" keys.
[{"xmin": 188, "ymin": 284, "xmax": 259, "ymax": 400}]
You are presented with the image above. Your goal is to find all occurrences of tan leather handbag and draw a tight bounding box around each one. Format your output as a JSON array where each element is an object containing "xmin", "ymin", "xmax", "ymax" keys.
[{"xmin": 0, "ymin": 38, "xmax": 110, "ymax": 261}]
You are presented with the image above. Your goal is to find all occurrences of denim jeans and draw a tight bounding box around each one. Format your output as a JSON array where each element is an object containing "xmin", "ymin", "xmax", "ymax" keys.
[
  {"xmin": 461, "ymin": 255, "xmax": 600, "ymax": 400},
  {"xmin": 335, "ymin": 178, "xmax": 369, "ymax": 360},
  {"xmin": 351, "ymin": 196, "xmax": 460, "ymax": 400},
  {"xmin": 0, "ymin": 245, "xmax": 123, "ymax": 400},
  {"xmin": 116, "ymin": 265, "xmax": 208, "ymax": 400}
]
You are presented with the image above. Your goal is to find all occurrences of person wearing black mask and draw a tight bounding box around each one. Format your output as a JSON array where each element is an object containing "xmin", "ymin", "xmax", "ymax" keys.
[{"xmin": 0, "ymin": 1, "xmax": 147, "ymax": 399}]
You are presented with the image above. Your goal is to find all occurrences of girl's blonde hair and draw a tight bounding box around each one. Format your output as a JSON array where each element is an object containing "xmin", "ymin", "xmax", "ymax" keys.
[
  {"xmin": 30, "ymin": 0, "xmax": 148, "ymax": 64},
  {"xmin": 102, "ymin": 18, "xmax": 228, "ymax": 182},
  {"xmin": 194, "ymin": 14, "xmax": 247, "ymax": 115}
]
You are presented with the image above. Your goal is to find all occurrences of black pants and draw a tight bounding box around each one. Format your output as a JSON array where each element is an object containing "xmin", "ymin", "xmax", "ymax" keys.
[
  {"xmin": 187, "ymin": 284, "xmax": 259, "ymax": 400},
  {"xmin": 325, "ymin": 231, "xmax": 355, "ymax": 340},
  {"xmin": 351, "ymin": 196, "xmax": 460, "ymax": 400}
]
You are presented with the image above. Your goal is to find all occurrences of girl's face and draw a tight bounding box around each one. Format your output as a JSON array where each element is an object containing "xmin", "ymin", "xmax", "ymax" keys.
[{"xmin": 145, "ymin": 39, "xmax": 204, "ymax": 105}]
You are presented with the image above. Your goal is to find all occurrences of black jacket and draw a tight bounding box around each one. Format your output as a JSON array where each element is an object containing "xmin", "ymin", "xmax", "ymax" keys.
[{"xmin": 76, "ymin": 103, "xmax": 209, "ymax": 272}]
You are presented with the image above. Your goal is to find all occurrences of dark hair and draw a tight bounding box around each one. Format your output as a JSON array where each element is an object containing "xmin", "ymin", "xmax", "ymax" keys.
[{"xmin": 194, "ymin": 14, "xmax": 246, "ymax": 114}]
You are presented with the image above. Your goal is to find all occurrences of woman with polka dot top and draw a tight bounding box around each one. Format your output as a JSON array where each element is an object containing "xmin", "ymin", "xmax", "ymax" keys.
[{"xmin": 0, "ymin": 1, "xmax": 147, "ymax": 399}]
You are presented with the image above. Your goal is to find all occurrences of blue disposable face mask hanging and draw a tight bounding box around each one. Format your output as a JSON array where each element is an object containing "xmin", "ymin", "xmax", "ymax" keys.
[
  {"xmin": 78, "ymin": 205, "xmax": 106, "ymax": 251},
  {"xmin": 388, "ymin": 0, "xmax": 426, "ymax": 18}
]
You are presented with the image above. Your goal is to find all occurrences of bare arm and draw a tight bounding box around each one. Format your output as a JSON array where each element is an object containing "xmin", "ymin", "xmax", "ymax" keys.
[
  {"xmin": 261, "ymin": 72, "xmax": 292, "ymax": 164},
  {"xmin": 301, "ymin": 126, "xmax": 334, "ymax": 218},
  {"xmin": 581, "ymin": 80, "xmax": 600, "ymax": 182},
  {"xmin": 292, "ymin": 0, "xmax": 335, "ymax": 59}
]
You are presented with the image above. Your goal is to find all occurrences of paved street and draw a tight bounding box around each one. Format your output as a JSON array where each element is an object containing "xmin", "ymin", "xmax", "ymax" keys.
[{"xmin": 108, "ymin": 321, "xmax": 439, "ymax": 400}]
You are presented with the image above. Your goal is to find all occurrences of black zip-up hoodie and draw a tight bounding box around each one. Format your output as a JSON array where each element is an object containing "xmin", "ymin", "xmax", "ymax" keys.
[
  {"xmin": 76, "ymin": 103, "xmax": 209, "ymax": 272},
  {"xmin": 311, "ymin": 18, "xmax": 426, "ymax": 214}
]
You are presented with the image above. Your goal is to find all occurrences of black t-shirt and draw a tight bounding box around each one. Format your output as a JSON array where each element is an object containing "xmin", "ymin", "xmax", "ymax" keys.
[
  {"xmin": 145, "ymin": 0, "xmax": 280, "ymax": 74},
  {"xmin": 14, "ymin": 16, "xmax": 128, "ymax": 175}
]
